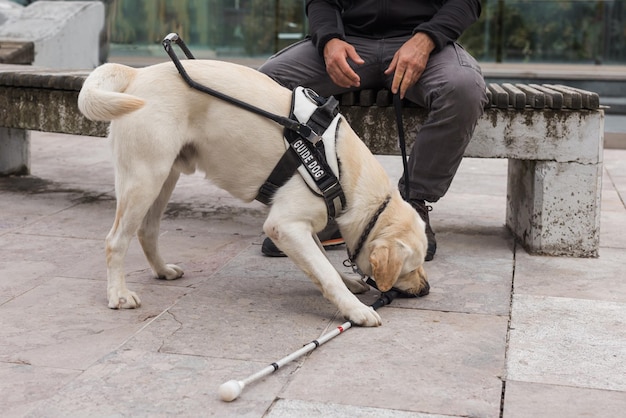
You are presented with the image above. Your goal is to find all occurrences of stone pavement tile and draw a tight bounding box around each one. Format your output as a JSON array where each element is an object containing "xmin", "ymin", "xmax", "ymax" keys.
[
  {"xmin": 166, "ymin": 170, "xmax": 268, "ymax": 215},
  {"xmin": 280, "ymin": 308, "xmax": 508, "ymax": 417},
  {"xmin": 394, "ymin": 231, "xmax": 514, "ymax": 316},
  {"xmin": 0, "ymin": 276, "xmax": 189, "ymax": 370},
  {"xmin": 9, "ymin": 181, "xmax": 264, "ymax": 243},
  {"xmin": 30, "ymin": 132, "xmax": 268, "ymax": 222},
  {"xmin": 429, "ymin": 160, "xmax": 507, "ymax": 235},
  {"xmin": 126, "ymin": 265, "xmax": 339, "ymax": 363},
  {"xmin": 454, "ymin": 157, "xmax": 509, "ymax": 177},
  {"xmin": 0, "ymin": 232, "xmax": 104, "ymax": 278},
  {"xmin": 204, "ymin": 232, "xmax": 513, "ymax": 316},
  {"xmin": 507, "ymin": 294, "xmax": 626, "ymax": 391},
  {"xmin": 0, "ymin": 363, "xmax": 81, "ymax": 418},
  {"xmin": 29, "ymin": 133, "xmax": 113, "ymax": 186},
  {"xmin": 65, "ymin": 224, "xmax": 253, "ymax": 288},
  {"xmin": 0, "ymin": 259, "xmax": 58, "ymax": 306},
  {"xmin": 379, "ymin": 155, "xmax": 509, "ymax": 235},
  {"xmin": 3, "ymin": 159, "xmax": 113, "ymax": 198},
  {"xmin": 0, "ymin": 183, "xmax": 108, "ymax": 234},
  {"xmin": 600, "ymin": 186, "xmax": 624, "ymax": 212},
  {"xmin": 162, "ymin": 204, "xmax": 266, "ymax": 235},
  {"xmin": 266, "ymin": 230, "xmax": 514, "ymax": 317},
  {"xmin": 15, "ymin": 194, "xmax": 115, "ymax": 240},
  {"xmin": 0, "ymin": 233, "xmax": 106, "ymax": 305},
  {"xmin": 599, "ymin": 164, "xmax": 626, "ymax": 249},
  {"xmin": 25, "ymin": 349, "xmax": 290, "ymax": 417},
  {"xmin": 503, "ymin": 380, "xmax": 626, "ymax": 418},
  {"xmin": 1, "ymin": 215, "xmax": 258, "ymax": 291},
  {"xmin": 603, "ymin": 150, "xmax": 626, "ymax": 202},
  {"xmin": 378, "ymin": 155, "xmax": 508, "ymax": 184},
  {"xmin": 267, "ymin": 398, "xmax": 453, "ymax": 417},
  {"xmin": 611, "ymin": 179, "xmax": 626, "ymax": 204},
  {"xmin": 430, "ymin": 194, "xmax": 507, "ymax": 235},
  {"xmin": 206, "ymin": 243, "xmax": 313, "ymax": 282},
  {"xmin": 603, "ymin": 149, "xmax": 626, "ymax": 178},
  {"xmin": 600, "ymin": 210, "xmax": 626, "ymax": 249},
  {"xmin": 514, "ymin": 248, "xmax": 626, "ymax": 302}
]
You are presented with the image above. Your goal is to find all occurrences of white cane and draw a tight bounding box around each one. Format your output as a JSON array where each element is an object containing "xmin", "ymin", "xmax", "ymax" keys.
[{"xmin": 219, "ymin": 285, "xmax": 404, "ymax": 402}]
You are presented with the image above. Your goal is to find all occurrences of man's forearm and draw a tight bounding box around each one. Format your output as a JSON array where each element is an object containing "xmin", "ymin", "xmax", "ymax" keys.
[
  {"xmin": 414, "ymin": 0, "xmax": 482, "ymax": 52},
  {"xmin": 306, "ymin": 0, "xmax": 345, "ymax": 56}
]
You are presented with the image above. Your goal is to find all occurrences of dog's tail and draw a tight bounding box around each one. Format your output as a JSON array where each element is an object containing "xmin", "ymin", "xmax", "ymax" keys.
[{"xmin": 78, "ymin": 63, "xmax": 146, "ymax": 121}]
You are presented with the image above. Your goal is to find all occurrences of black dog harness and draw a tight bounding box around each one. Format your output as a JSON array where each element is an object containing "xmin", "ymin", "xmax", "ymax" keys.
[
  {"xmin": 256, "ymin": 87, "xmax": 345, "ymax": 219},
  {"xmin": 163, "ymin": 33, "xmax": 345, "ymax": 220}
]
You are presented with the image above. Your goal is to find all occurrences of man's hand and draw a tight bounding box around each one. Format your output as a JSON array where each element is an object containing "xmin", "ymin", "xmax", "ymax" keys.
[
  {"xmin": 323, "ymin": 38, "xmax": 365, "ymax": 89},
  {"xmin": 384, "ymin": 32, "xmax": 435, "ymax": 99}
]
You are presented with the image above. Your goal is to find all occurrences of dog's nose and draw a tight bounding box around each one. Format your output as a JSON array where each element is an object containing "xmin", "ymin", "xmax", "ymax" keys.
[
  {"xmin": 417, "ymin": 281, "xmax": 430, "ymax": 297},
  {"xmin": 376, "ymin": 282, "xmax": 393, "ymax": 292}
]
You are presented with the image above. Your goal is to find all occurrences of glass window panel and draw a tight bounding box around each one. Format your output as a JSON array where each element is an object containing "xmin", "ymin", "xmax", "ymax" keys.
[{"xmin": 108, "ymin": 0, "xmax": 624, "ymax": 64}]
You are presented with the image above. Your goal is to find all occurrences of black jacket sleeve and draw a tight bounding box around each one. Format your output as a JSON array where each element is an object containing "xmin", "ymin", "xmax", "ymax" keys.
[
  {"xmin": 414, "ymin": 0, "xmax": 482, "ymax": 52},
  {"xmin": 305, "ymin": 0, "xmax": 482, "ymax": 56},
  {"xmin": 306, "ymin": 0, "xmax": 345, "ymax": 56}
]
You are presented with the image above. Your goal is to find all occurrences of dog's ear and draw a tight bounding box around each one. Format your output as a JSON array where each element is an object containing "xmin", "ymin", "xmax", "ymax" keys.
[{"xmin": 368, "ymin": 239, "xmax": 407, "ymax": 292}]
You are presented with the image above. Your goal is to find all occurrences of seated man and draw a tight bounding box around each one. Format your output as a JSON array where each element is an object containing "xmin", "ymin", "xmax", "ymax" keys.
[{"xmin": 259, "ymin": 0, "xmax": 488, "ymax": 261}]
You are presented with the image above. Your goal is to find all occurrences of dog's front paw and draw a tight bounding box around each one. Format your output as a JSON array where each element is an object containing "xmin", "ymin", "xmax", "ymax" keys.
[
  {"xmin": 108, "ymin": 288, "xmax": 141, "ymax": 309},
  {"xmin": 345, "ymin": 304, "xmax": 382, "ymax": 327},
  {"xmin": 156, "ymin": 264, "xmax": 184, "ymax": 281}
]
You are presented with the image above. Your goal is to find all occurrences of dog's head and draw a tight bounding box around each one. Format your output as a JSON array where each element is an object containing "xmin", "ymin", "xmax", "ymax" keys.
[{"xmin": 366, "ymin": 199, "xmax": 429, "ymax": 295}]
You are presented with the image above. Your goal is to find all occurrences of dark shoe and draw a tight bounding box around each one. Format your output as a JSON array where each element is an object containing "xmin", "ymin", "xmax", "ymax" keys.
[
  {"xmin": 409, "ymin": 200, "xmax": 436, "ymax": 261},
  {"xmin": 261, "ymin": 221, "xmax": 344, "ymax": 257}
]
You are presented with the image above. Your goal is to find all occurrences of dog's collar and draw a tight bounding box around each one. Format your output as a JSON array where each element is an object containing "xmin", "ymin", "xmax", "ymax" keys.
[{"xmin": 343, "ymin": 195, "xmax": 392, "ymax": 277}]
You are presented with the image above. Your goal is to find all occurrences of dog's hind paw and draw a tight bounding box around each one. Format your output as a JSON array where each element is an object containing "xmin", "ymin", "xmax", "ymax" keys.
[
  {"xmin": 345, "ymin": 305, "xmax": 382, "ymax": 327},
  {"xmin": 108, "ymin": 289, "xmax": 141, "ymax": 309},
  {"xmin": 156, "ymin": 264, "xmax": 184, "ymax": 281}
]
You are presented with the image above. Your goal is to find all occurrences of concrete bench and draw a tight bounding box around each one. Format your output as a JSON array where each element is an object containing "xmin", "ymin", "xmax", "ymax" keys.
[
  {"xmin": 339, "ymin": 85, "xmax": 604, "ymax": 258},
  {"xmin": 0, "ymin": 67, "xmax": 604, "ymax": 258}
]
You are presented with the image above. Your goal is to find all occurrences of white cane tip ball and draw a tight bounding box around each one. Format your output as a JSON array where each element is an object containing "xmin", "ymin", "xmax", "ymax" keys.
[{"xmin": 219, "ymin": 380, "xmax": 242, "ymax": 402}]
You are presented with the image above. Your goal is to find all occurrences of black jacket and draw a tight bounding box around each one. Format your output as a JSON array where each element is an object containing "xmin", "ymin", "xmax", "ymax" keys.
[{"xmin": 306, "ymin": 0, "xmax": 482, "ymax": 55}]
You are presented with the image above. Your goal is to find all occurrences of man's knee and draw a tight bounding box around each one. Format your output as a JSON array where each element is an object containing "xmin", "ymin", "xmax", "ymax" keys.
[
  {"xmin": 446, "ymin": 67, "xmax": 486, "ymax": 104},
  {"xmin": 431, "ymin": 69, "xmax": 487, "ymax": 125}
]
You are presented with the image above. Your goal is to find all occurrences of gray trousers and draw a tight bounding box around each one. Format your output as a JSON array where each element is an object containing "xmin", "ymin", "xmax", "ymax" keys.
[{"xmin": 258, "ymin": 35, "xmax": 488, "ymax": 202}]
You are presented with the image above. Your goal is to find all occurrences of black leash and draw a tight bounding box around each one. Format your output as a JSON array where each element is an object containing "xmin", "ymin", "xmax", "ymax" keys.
[
  {"xmin": 341, "ymin": 94, "xmax": 416, "ymax": 294},
  {"xmin": 393, "ymin": 93, "xmax": 411, "ymax": 201}
]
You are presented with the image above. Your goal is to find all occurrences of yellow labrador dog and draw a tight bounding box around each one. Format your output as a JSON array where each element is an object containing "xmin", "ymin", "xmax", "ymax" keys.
[{"xmin": 78, "ymin": 60, "xmax": 429, "ymax": 326}]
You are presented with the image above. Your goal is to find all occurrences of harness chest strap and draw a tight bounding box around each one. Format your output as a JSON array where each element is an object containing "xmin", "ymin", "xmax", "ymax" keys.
[{"xmin": 256, "ymin": 88, "xmax": 346, "ymax": 219}]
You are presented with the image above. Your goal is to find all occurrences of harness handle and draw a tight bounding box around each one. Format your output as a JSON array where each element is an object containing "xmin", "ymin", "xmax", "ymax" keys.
[{"xmin": 162, "ymin": 33, "xmax": 318, "ymax": 142}]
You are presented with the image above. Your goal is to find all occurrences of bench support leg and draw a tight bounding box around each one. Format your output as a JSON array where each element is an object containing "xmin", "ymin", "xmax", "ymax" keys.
[
  {"xmin": 506, "ymin": 159, "xmax": 602, "ymax": 257},
  {"xmin": 0, "ymin": 128, "xmax": 30, "ymax": 176}
]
